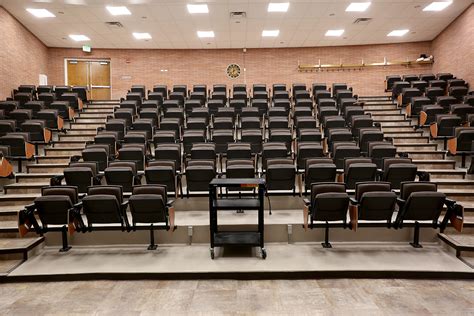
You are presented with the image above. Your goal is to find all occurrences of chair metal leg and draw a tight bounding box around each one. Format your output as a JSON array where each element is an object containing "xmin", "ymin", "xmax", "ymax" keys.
[
  {"xmin": 321, "ymin": 224, "xmax": 332, "ymax": 248},
  {"xmin": 410, "ymin": 221, "xmax": 423, "ymax": 248},
  {"xmin": 148, "ymin": 224, "xmax": 157, "ymax": 250},
  {"xmin": 59, "ymin": 225, "xmax": 71, "ymax": 252}
]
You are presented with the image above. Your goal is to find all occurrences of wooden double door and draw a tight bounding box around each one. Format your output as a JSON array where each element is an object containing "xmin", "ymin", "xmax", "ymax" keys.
[{"xmin": 66, "ymin": 59, "xmax": 111, "ymax": 100}]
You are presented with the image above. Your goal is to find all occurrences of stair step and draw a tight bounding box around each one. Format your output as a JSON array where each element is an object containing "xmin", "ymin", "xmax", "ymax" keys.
[
  {"xmin": 79, "ymin": 112, "xmax": 112, "ymax": 118},
  {"xmin": 83, "ymin": 108, "xmax": 115, "ymax": 113},
  {"xmin": 421, "ymin": 169, "xmax": 466, "ymax": 179},
  {"xmin": 15, "ymin": 173, "xmax": 60, "ymax": 183},
  {"xmin": 379, "ymin": 121, "xmax": 413, "ymax": 127},
  {"xmin": 70, "ymin": 123, "xmax": 104, "ymax": 130},
  {"xmin": 393, "ymin": 136, "xmax": 429, "ymax": 144},
  {"xmin": 413, "ymin": 160, "xmax": 456, "ymax": 170},
  {"xmin": 52, "ymin": 140, "xmax": 88, "ymax": 148},
  {"xmin": 0, "ymin": 259, "xmax": 23, "ymax": 275},
  {"xmin": 382, "ymin": 126, "xmax": 416, "ymax": 133},
  {"xmin": 401, "ymin": 150, "xmax": 446, "ymax": 160},
  {"xmin": 66, "ymin": 129, "xmax": 97, "ymax": 134},
  {"xmin": 371, "ymin": 114, "xmax": 406, "ymax": 120},
  {"xmin": 0, "ymin": 194, "xmax": 38, "ymax": 205},
  {"xmin": 59, "ymin": 134, "xmax": 96, "ymax": 141},
  {"xmin": 362, "ymin": 104, "xmax": 397, "ymax": 110},
  {"xmin": 0, "ymin": 206, "xmax": 21, "ymax": 218},
  {"xmin": 384, "ymin": 131, "xmax": 423, "ymax": 137},
  {"xmin": 0, "ymin": 236, "xmax": 44, "ymax": 255},
  {"xmin": 4, "ymin": 182, "xmax": 50, "ymax": 194},
  {"xmin": 86, "ymin": 104, "xmax": 118, "ymax": 109},
  {"xmin": 35, "ymin": 155, "xmax": 72, "ymax": 163},
  {"xmin": 438, "ymin": 233, "xmax": 474, "ymax": 258},
  {"xmin": 44, "ymin": 148, "xmax": 83, "ymax": 156},
  {"xmin": 440, "ymin": 189, "xmax": 474, "ymax": 202},
  {"xmin": 395, "ymin": 143, "xmax": 438, "ymax": 151},
  {"xmin": 365, "ymin": 109, "xmax": 401, "ymax": 115},
  {"xmin": 26, "ymin": 164, "xmax": 69, "ymax": 173},
  {"xmin": 434, "ymin": 179, "xmax": 474, "ymax": 190},
  {"xmin": 74, "ymin": 118, "xmax": 107, "ymax": 124}
]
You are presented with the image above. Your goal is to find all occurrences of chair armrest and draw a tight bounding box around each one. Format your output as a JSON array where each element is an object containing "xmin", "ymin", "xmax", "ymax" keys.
[
  {"xmin": 303, "ymin": 198, "xmax": 311, "ymax": 206},
  {"xmin": 349, "ymin": 197, "xmax": 359, "ymax": 205},
  {"xmin": 50, "ymin": 175, "xmax": 64, "ymax": 186},
  {"xmin": 416, "ymin": 171, "xmax": 430, "ymax": 181},
  {"xmin": 445, "ymin": 198, "xmax": 457, "ymax": 208},
  {"xmin": 24, "ymin": 203, "xmax": 35, "ymax": 212},
  {"xmin": 166, "ymin": 199, "xmax": 175, "ymax": 207},
  {"xmin": 73, "ymin": 202, "xmax": 83, "ymax": 209},
  {"xmin": 70, "ymin": 155, "xmax": 81, "ymax": 162},
  {"xmin": 396, "ymin": 198, "xmax": 406, "ymax": 208}
]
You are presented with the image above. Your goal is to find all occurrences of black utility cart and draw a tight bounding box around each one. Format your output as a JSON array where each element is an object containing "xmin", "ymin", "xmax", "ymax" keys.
[{"xmin": 209, "ymin": 178, "xmax": 266, "ymax": 259}]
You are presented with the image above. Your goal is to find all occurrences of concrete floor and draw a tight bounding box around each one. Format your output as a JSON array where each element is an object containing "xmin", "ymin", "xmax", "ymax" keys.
[{"xmin": 0, "ymin": 278, "xmax": 473, "ymax": 315}]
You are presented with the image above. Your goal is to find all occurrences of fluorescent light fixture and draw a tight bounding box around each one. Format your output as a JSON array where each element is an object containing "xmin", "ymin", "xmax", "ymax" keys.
[
  {"xmin": 26, "ymin": 8, "xmax": 55, "ymax": 18},
  {"xmin": 268, "ymin": 2, "xmax": 290, "ymax": 12},
  {"xmin": 197, "ymin": 31, "xmax": 215, "ymax": 38},
  {"xmin": 106, "ymin": 6, "xmax": 131, "ymax": 16},
  {"xmin": 346, "ymin": 2, "xmax": 371, "ymax": 12},
  {"xmin": 387, "ymin": 29, "xmax": 409, "ymax": 36},
  {"xmin": 325, "ymin": 29, "xmax": 344, "ymax": 36},
  {"xmin": 423, "ymin": 1, "xmax": 452, "ymax": 11},
  {"xmin": 69, "ymin": 34, "xmax": 90, "ymax": 42},
  {"xmin": 133, "ymin": 32, "xmax": 152, "ymax": 40},
  {"xmin": 187, "ymin": 4, "xmax": 209, "ymax": 14},
  {"xmin": 262, "ymin": 30, "xmax": 280, "ymax": 37}
]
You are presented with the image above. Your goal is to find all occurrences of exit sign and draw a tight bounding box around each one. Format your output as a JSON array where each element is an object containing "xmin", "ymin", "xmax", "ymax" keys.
[{"xmin": 82, "ymin": 45, "xmax": 91, "ymax": 53}]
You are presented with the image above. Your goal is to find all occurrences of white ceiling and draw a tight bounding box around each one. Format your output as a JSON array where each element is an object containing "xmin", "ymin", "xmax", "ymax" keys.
[{"xmin": 2, "ymin": 0, "xmax": 472, "ymax": 49}]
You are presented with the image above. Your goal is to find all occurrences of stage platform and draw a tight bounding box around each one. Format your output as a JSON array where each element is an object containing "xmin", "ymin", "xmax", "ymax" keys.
[{"xmin": 4, "ymin": 242, "xmax": 473, "ymax": 281}]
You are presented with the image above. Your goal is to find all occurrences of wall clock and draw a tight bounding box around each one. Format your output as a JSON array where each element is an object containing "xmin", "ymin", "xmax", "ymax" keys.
[{"xmin": 226, "ymin": 63, "xmax": 241, "ymax": 79}]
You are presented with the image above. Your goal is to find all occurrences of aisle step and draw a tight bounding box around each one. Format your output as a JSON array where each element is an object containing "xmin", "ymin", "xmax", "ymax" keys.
[
  {"xmin": 52, "ymin": 141, "xmax": 88, "ymax": 148},
  {"xmin": 421, "ymin": 169, "xmax": 466, "ymax": 179},
  {"xmin": 26, "ymin": 164, "xmax": 69, "ymax": 174},
  {"xmin": 401, "ymin": 151, "xmax": 446, "ymax": 160},
  {"xmin": 394, "ymin": 143, "xmax": 437, "ymax": 151},
  {"xmin": 59, "ymin": 134, "xmax": 96, "ymax": 141},
  {"xmin": 44, "ymin": 147, "xmax": 83, "ymax": 156},
  {"xmin": 70, "ymin": 122, "xmax": 104, "ymax": 130},
  {"xmin": 393, "ymin": 136, "xmax": 429, "ymax": 144},
  {"xmin": 413, "ymin": 160, "xmax": 456, "ymax": 170},
  {"xmin": 4, "ymin": 183, "xmax": 50, "ymax": 194},
  {"xmin": 35, "ymin": 155, "xmax": 72, "ymax": 164},
  {"xmin": 15, "ymin": 173, "xmax": 60, "ymax": 183}
]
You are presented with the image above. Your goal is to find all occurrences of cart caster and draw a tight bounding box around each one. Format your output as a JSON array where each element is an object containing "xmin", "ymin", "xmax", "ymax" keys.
[
  {"xmin": 261, "ymin": 248, "xmax": 267, "ymax": 259},
  {"xmin": 210, "ymin": 248, "xmax": 215, "ymax": 259}
]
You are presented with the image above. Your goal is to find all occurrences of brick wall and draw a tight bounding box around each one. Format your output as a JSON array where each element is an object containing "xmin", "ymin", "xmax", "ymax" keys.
[
  {"xmin": 0, "ymin": 7, "xmax": 49, "ymax": 100},
  {"xmin": 48, "ymin": 41, "xmax": 432, "ymax": 99},
  {"xmin": 432, "ymin": 4, "xmax": 473, "ymax": 88}
]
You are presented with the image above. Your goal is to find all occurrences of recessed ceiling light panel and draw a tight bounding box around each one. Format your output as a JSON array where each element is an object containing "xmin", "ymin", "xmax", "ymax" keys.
[
  {"xmin": 423, "ymin": 1, "xmax": 452, "ymax": 11},
  {"xmin": 387, "ymin": 29, "xmax": 409, "ymax": 36},
  {"xmin": 69, "ymin": 34, "xmax": 90, "ymax": 41},
  {"xmin": 262, "ymin": 30, "xmax": 280, "ymax": 37},
  {"xmin": 133, "ymin": 32, "xmax": 152, "ymax": 40},
  {"xmin": 197, "ymin": 31, "xmax": 215, "ymax": 38},
  {"xmin": 26, "ymin": 8, "xmax": 55, "ymax": 18},
  {"xmin": 325, "ymin": 29, "xmax": 344, "ymax": 36},
  {"xmin": 346, "ymin": 2, "xmax": 371, "ymax": 12},
  {"xmin": 106, "ymin": 6, "xmax": 131, "ymax": 16},
  {"xmin": 268, "ymin": 3, "xmax": 290, "ymax": 12},
  {"xmin": 187, "ymin": 4, "xmax": 209, "ymax": 14}
]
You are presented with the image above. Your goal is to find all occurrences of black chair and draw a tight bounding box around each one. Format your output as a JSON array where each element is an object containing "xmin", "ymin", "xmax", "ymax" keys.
[
  {"xmin": 379, "ymin": 158, "xmax": 417, "ymax": 189},
  {"xmin": 303, "ymin": 183, "xmax": 351, "ymax": 248},
  {"xmin": 304, "ymin": 158, "xmax": 337, "ymax": 193},
  {"xmin": 343, "ymin": 158, "xmax": 377, "ymax": 190},
  {"xmin": 128, "ymin": 185, "xmax": 175, "ymax": 250},
  {"xmin": 145, "ymin": 160, "xmax": 181, "ymax": 197},
  {"xmin": 447, "ymin": 127, "xmax": 474, "ymax": 167},
  {"xmin": 430, "ymin": 114, "xmax": 462, "ymax": 149},
  {"xmin": 185, "ymin": 160, "xmax": 216, "ymax": 196},
  {"xmin": 63, "ymin": 162, "xmax": 101, "ymax": 193}
]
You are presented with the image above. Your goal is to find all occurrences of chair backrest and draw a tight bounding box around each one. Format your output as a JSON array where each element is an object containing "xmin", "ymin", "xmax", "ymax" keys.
[
  {"xmin": 266, "ymin": 158, "xmax": 295, "ymax": 191},
  {"xmin": 310, "ymin": 183, "xmax": 349, "ymax": 221},
  {"xmin": 399, "ymin": 181, "xmax": 445, "ymax": 223},
  {"xmin": 35, "ymin": 186, "xmax": 78, "ymax": 226},
  {"xmin": 83, "ymin": 185, "xmax": 124, "ymax": 225},
  {"xmin": 64, "ymin": 167, "xmax": 94, "ymax": 193},
  {"xmin": 129, "ymin": 185, "xmax": 168, "ymax": 224},
  {"xmin": 356, "ymin": 181, "xmax": 396, "ymax": 222}
]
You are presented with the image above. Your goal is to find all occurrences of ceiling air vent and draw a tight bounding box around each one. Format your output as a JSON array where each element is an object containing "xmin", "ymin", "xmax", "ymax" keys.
[
  {"xmin": 230, "ymin": 11, "xmax": 246, "ymax": 23},
  {"xmin": 353, "ymin": 18, "xmax": 372, "ymax": 25},
  {"xmin": 105, "ymin": 21, "xmax": 124, "ymax": 28}
]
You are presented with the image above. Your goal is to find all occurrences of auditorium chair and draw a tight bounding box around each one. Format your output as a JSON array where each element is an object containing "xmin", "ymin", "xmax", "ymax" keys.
[
  {"xmin": 296, "ymin": 142, "xmax": 324, "ymax": 171},
  {"xmin": 118, "ymin": 143, "xmax": 146, "ymax": 171},
  {"xmin": 0, "ymin": 101, "xmax": 18, "ymax": 117},
  {"xmin": 425, "ymin": 87, "xmax": 445, "ymax": 103},
  {"xmin": 398, "ymin": 88, "xmax": 422, "ymax": 107},
  {"xmin": 128, "ymin": 185, "xmax": 175, "ymax": 250},
  {"xmin": 21, "ymin": 120, "xmax": 52, "ymax": 147},
  {"xmin": 344, "ymin": 106, "xmax": 364, "ymax": 125},
  {"xmin": 368, "ymin": 141, "xmax": 397, "ymax": 169},
  {"xmin": 419, "ymin": 74, "xmax": 436, "ymax": 82},
  {"xmin": 326, "ymin": 129, "xmax": 353, "ymax": 154},
  {"xmin": 37, "ymin": 109, "xmax": 62, "ymax": 131},
  {"xmin": 332, "ymin": 83, "xmax": 348, "ymax": 97},
  {"xmin": 323, "ymin": 117, "xmax": 346, "ymax": 137},
  {"xmin": 295, "ymin": 116, "xmax": 317, "ymax": 131},
  {"xmin": 81, "ymin": 143, "xmax": 111, "ymax": 171},
  {"xmin": 411, "ymin": 80, "xmax": 428, "ymax": 92},
  {"xmin": 464, "ymin": 95, "xmax": 474, "ymax": 106},
  {"xmin": 449, "ymin": 86, "xmax": 469, "ymax": 102},
  {"xmin": 419, "ymin": 104, "xmax": 444, "ymax": 127},
  {"xmin": 297, "ymin": 128, "xmax": 322, "ymax": 143},
  {"xmin": 402, "ymin": 74, "xmax": 419, "ymax": 83},
  {"xmin": 317, "ymin": 98, "xmax": 336, "ymax": 108},
  {"xmin": 450, "ymin": 104, "xmax": 474, "ymax": 123},
  {"xmin": 261, "ymin": 142, "xmax": 289, "ymax": 171},
  {"xmin": 72, "ymin": 86, "xmax": 88, "ymax": 102},
  {"xmin": 82, "ymin": 185, "xmax": 130, "ymax": 232},
  {"xmin": 130, "ymin": 85, "xmax": 146, "ymax": 98},
  {"xmin": 332, "ymin": 142, "xmax": 361, "ymax": 169},
  {"xmin": 148, "ymin": 92, "xmax": 164, "ymax": 106},
  {"xmin": 303, "ymin": 182, "xmax": 351, "ymax": 248},
  {"xmin": 13, "ymin": 92, "xmax": 32, "ymax": 107},
  {"xmin": 335, "ymin": 89, "xmax": 353, "ymax": 107},
  {"xmin": 358, "ymin": 128, "xmax": 384, "ymax": 154},
  {"xmin": 190, "ymin": 143, "xmax": 216, "ymax": 162},
  {"xmin": 436, "ymin": 96, "xmax": 458, "ymax": 111},
  {"xmin": 342, "ymin": 158, "xmax": 377, "ymax": 190},
  {"xmin": 268, "ymin": 128, "xmax": 293, "ymax": 152},
  {"xmin": 145, "ymin": 160, "xmax": 181, "ymax": 197},
  {"xmin": 437, "ymin": 73, "xmax": 454, "ymax": 81},
  {"xmin": 351, "ymin": 115, "xmax": 374, "ymax": 138},
  {"xmin": 0, "ymin": 120, "xmax": 16, "ymax": 137},
  {"xmin": 391, "ymin": 81, "xmax": 410, "ymax": 100},
  {"xmin": 183, "ymin": 129, "xmax": 206, "ymax": 156},
  {"xmin": 62, "ymin": 161, "xmax": 101, "ymax": 193},
  {"xmin": 54, "ymin": 86, "xmax": 71, "ymax": 99},
  {"xmin": 0, "ymin": 133, "xmax": 35, "ymax": 172},
  {"xmin": 185, "ymin": 159, "xmax": 216, "ymax": 196},
  {"xmin": 385, "ymin": 75, "xmax": 402, "ymax": 91},
  {"xmin": 379, "ymin": 158, "xmax": 418, "ymax": 189},
  {"xmin": 114, "ymin": 108, "xmax": 134, "ymax": 127},
  {"xmin": 226, "ymin": 159, "xmax": 255, "ymax": 180},
  {"xmin": 49, "ymin": 101, "xmax": 74, "ymax": 121},
  {"xmin": 227, "ymin": 143, "xmax": 252, "ymax": 161},
  {"xmin": 312, "ymin": 83, "xmax": 327, "ymax": 95},
  {"xmin": 0, "ymin": 146, "xmax": 14, "ymax": 178},
  {"xmin": 18, "ymin": 186, "xmax": 82, "ymax": 251},
  {"xmin": 447, "ymin": 127, "xmax": 474, "ymax": 167},
  {"xmin": 37, "ymin": 85, "xmax": 53, "ymax": 94},
  {"xmin": 159, "ymin": 117, "xmax": 182, "ymax": 138},
  {"xmin": 430, "ymin": 114, "xmax": 462, "ymax": 149},
  {"xmin": 349, "ymin": 182, "xmax": 397, "ymax": 228},
  {"xmin": 154, "ymin": 143, "xmax": 182, "ymax": 172},
  {"xmin": 273, "ymin": 84, "xmax": 287, "ymax": 94},
  {"xmin": 38, "ymin": 93, "xmax": 56, "ymax": 107},
  {"xmin": 212, "ymin": 129, "xmax": 234, "ymax": 155},
  {"xmin": 395, "ymin": 182, "xmax": 448, "ymax": 247},
  {"xmin": 152, "ymin": 85, "xmax": 168, "ymax": 99},
  {"xmin": 314, "ymin": 90, "xmax": 331, "ymax": 105},
  {"xmin": 266, "ymin": 158, "xmax": 297, "ymax": 213},
  {"xmin": 304, "ymin": 158, "xmax": 337, "ymax": 193},
  {"xmin": 59, "ymin": 92, "xmax": 83, "ymax": 111},
  {"xmin": 339, "ymin": 98, "xmax": 358, "ymax": 115},
  {"xmin": 318, "ymin": 107, "xmax": 339, "ymax": 123},
  {"xmin": 9, "ymin": 109, "xmax": 32, "ymax": 126},
  {"xmin": 105, "ymin": 161, "xmax": 141, "ymax": 192},
  {"xmin": 250, "ymin": 99, "xmax": 268, "ymax": 116},
  {"xmin": 242, "ymin": 129, "xmax": 263, "ymax": 154},
  {"xmin": 407, "ymin": 96, "xmax": 431, "ymax": 117},
  {"xmin": 139, "ymin": 108, "xmax": 160, "ymax": 127},
  {"xmin": 153, "ymin": 130, "xmax": 176, "ymax": 145}
]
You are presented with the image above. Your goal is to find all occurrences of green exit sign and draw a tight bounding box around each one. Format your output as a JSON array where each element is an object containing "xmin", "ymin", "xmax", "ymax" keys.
[{"xmin": 82, "ymin": 45, "xmax": 91, "ymax": 53}]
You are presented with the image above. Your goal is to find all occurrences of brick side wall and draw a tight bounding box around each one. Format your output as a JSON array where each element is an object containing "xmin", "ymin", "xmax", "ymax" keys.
[
  {"xmin": 48, "ymin": 42, "xmax": 432, "ymax": 99},
  {"xmin": 0, "ymin": 7, "xmax": 49, "ymax": 100},
  {"xmin": 432, "ymin": 4, "xmax": 474, "ymax": 88}
]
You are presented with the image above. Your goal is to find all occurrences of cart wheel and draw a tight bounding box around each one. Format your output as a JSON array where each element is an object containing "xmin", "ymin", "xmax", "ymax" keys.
[
  {"xmin": 210, "ymin": 248, "xmax": 215, "ymax": 259},
  {"xmin": 261, "ymin": 248, "xmax": 267, "ymax": 260}
]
